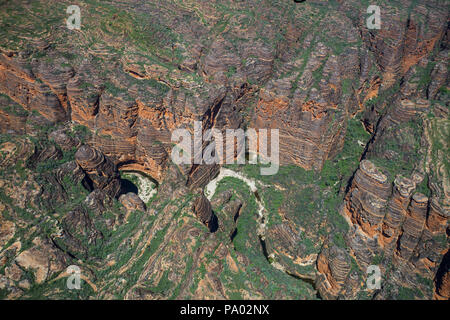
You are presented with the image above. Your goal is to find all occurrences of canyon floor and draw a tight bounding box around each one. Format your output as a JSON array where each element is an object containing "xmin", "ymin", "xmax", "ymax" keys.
[{"xmin": 0, "ymin": 0, "xmax": 448, "ymax": 300}]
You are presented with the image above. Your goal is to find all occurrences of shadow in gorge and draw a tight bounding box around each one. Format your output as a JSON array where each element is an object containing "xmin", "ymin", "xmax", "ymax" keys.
[
  {"xmin": 120, "ymin": 178, "xmax": 139, "ymax": 195},
  {"xmin": 118, "ymin": 169, "xmax": 160, "ymax": 202},
  {"xmin": 209, "ymin": 212, "xmax": 219, "ymax": 233},
  {"xmin": 435, "ymin": 249, "xmax": 450, "ymax": 297}
]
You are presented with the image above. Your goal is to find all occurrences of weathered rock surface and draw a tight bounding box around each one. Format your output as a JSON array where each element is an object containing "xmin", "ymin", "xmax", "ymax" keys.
[
  {"xmin": 193, "ymin": 193, "xmax": 217, "ymax": 232},
  {"xmin": 317, "ymin": 243, "xmax": 352, "ymax": 300},
  {"xmin": 75, "ymin": 144, "xmax": 122, "ymax": 198},
  {"xmin": 318, "ymin": 158, "xmax": 448, "ymax": 299},
  {"xmin": 119, "ymin": 192, "xmax": 146, "ymax": 213},
  {"xmin": 0, "ymin": 0, "xmax": 448, "ymax": 300},
  {"xmin": 15, "ymin": 237, "xmax": 68, "ymax": 284}
]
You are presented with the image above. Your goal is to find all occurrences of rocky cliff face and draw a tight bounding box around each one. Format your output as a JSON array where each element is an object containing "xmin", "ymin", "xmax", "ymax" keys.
[
  {"xmin": 0, "ymin": 1, "xmax": 447, "ymax": 175},
  {"xmin": 315, "ymin": 16, "xmax": 449, "ymax": 297},
  {"xmin": 75, "ymin": 144, "xmax": 122, "ymax": 198},
  {"xmin": 317, "ymin": 158, "xmax": 448, "ymax": 299},
  {"xmin": 0, "ymin": 0, "xmax": 448, "ymax": 300},
  {"xmin": 193, "ymin": 193, "xmax": 217, "ymax": 232}
]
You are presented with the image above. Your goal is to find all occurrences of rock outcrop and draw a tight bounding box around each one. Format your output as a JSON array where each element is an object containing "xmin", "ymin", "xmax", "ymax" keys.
[
  {"xmin": 193, "ymin": 193, "xmax": 217, "ymax": 232},
  {"xmin": 0, "ymin": 53, "xmax": 67, "ymax": 122},
  {"xmin": 119, "ymin": 192, "xmax": 146, "ymax": 214},
  {"xmin": 345, "ymin": 160, "xmax": 392, "ymax": 237},
  {"xmin": 317, "ymin": 159, "xmax": 448, "ymax": 299},
  {"xmin": 14, "ymin": 237, "xmax": 68, "ymax": 284},
  {"xmin": 75, "ymin": 145, "xmax": 122, "ymax": 198},
  {"xmin": 317, "ymin": 243, "xmax": 352, "ymax": 300}
]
